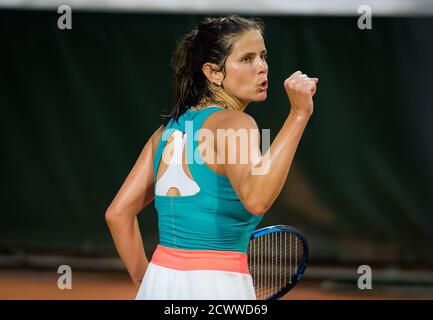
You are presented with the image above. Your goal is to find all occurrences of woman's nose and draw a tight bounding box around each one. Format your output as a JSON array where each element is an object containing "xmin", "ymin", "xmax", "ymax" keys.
[{"xmin": 257, "ymin": 59, "xmax": 268, "ymax": 74}]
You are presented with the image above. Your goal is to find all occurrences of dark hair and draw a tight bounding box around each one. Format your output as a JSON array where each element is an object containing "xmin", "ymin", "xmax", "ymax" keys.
[{"xmin": 160, "ymin": 15, "xmax": 265, "ymax": 128}]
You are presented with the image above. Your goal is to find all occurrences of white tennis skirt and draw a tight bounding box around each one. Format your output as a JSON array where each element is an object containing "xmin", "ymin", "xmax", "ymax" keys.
[{"xmin": 135, "ymin": 245, "xmax": 256, "ymax": 300}]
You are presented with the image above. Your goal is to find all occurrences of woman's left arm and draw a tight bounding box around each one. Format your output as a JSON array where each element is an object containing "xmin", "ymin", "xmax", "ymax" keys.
[{"xmin": 105, "ymin": 126, "xmax": 162, "ymax": 288}]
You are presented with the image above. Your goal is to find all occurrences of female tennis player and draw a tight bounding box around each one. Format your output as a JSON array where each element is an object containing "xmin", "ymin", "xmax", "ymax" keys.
[{"xmin": 105, "ymin": 15, "xmax": 318, "ymax": 300}]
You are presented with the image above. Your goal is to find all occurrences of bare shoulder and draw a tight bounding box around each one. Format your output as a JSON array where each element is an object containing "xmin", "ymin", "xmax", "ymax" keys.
[
  {"xmin": 150, "ymin": 124, "xmax": 165, "ymax": 151},
  {"xmin": 210, "ymin": 110, "xmax": 259, "ymax": 131}
]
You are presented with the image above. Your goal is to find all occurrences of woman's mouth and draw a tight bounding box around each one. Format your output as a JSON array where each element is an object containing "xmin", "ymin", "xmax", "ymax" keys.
[{"xmin": 258, "ymin": 80, "xmax": 268, "ymax": 91}]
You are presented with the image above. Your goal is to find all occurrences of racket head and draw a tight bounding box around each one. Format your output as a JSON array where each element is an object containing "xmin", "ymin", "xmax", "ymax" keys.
[{"xmin": 248, "ymin": 225, "xmax": 309, "ymax": 300}]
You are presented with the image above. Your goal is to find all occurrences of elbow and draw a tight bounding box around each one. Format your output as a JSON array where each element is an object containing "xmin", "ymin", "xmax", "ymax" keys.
[
  {"xmin": 105, "ymin": 202, "xmax": 138, "ymax": 225},
  {"xmin": 105, "ymin": 205, "xmax": 122, "ymax": 224},
  {"xmin": 105, "ymin": 208, "xmax": 115, "ymax": 224},
  {"xmin": 244, "ymin": 200, "xmax": 269, "ymax": 216},
  {"xmin": 241, "ymin": 187, "xmax": 270, "ymax": 216}
]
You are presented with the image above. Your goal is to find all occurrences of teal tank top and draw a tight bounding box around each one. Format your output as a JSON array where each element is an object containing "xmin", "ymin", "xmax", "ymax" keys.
[{"xmin": 153, "ymin": 106, "xmax": 263, "ymax": 253}]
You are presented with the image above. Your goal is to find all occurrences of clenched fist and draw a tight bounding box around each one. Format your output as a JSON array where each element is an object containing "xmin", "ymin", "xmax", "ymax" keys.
[{"xmin": 284, "ymin": 71, "xmax": 318, "ymax": 118}]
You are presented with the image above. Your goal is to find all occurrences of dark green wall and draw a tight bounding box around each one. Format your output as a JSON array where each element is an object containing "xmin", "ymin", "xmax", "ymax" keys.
[{"xmin": 1, "ymin": 9, "xmax": 432, "ymax": 265}]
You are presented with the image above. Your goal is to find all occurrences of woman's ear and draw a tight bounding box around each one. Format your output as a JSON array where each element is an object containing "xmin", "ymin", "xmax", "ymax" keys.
[{"xmin": 202, "ymin": 63, "xmax": 224, "ymax": 86}]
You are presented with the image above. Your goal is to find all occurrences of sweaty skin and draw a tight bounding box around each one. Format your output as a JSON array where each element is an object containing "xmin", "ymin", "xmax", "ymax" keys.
[{"xmin": 105, "ymin": 29, "xmax": 318, "ymax": 287}]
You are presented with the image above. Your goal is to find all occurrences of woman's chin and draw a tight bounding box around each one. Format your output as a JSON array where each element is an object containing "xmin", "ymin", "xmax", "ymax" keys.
[{"xmin": 254, "ymin": 92, "xmax": 267, "ymax": 101}]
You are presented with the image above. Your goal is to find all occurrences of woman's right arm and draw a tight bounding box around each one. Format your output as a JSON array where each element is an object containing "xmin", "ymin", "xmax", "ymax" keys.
[
  {"xmin": 105, "ymin": 125, "xmax": 163, "ymax": 288},
  {"xmin": 221, "ymin": 71, "xmax": 318, "ymax": 215}
]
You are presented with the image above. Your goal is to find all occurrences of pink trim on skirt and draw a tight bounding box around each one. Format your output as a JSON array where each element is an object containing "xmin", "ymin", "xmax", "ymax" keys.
[{"xmin": 150, "ymin": 244, "xmax": 250, "ymax": 274}]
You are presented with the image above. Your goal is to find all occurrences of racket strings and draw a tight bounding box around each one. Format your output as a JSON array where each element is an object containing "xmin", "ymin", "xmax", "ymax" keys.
[{"xmin": 248, "ymin": 232, "xmax": 305, "ymax": 300}]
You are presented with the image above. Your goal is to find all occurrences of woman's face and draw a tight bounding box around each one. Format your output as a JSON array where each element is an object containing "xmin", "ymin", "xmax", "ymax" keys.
[{"xmin": 222, "ymin": 29, "xmax": 269, "ymax": 105}]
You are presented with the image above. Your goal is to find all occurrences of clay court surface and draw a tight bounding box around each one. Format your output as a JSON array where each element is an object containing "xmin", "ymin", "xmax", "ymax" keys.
[{"xmin": 1, "ymin": 268, "xmax": 430, "ymax": 300}]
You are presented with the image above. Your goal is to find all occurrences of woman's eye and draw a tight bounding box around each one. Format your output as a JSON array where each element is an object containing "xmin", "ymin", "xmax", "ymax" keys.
[{"xmin": 242, "ymin": 55, "xmax": 267, "ymax": 63}]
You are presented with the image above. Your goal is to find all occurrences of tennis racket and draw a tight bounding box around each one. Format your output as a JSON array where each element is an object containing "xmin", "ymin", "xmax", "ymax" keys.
[{"xmin": 248, "ymin": 225, "xmax": 309, "ymax": 300}]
